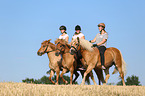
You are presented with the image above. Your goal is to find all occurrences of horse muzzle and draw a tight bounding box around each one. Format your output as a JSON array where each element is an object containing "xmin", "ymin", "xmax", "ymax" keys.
[
  {"xmin": 55, "ymin": 52, "xmax": 60, "ymax": 56},
  {"xmin": 70, "ymin": 49, "xmax": 75, "ymax": 55},
  {"xmin": 37, "ymin": 52, "xmax": 43, "ymax": 56}
]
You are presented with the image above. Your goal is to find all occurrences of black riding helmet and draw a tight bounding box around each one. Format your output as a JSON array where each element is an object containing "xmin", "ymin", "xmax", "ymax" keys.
[
  {"xmin": 75, "ymin": 25, "xmax": 81, "ymax": 31},
  {"xmin": 59, "ymin": 25, "xmax": 66, "ymax": 31}
]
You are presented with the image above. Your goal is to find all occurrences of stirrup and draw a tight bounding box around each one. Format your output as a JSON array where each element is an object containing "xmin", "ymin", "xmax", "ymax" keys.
[
  {"xmin": 78, "ymin": 67, "xmax": 86, "ymax": 71},
  {"xmin": 102, "ymin": 66, "xmax": 106, "ymax": 70}
]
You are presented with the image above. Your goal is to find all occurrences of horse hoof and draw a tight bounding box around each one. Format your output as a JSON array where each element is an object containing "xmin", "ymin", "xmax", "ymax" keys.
[
  {"xmin": 65, "ymin": 81, "xmax": 68, "ymax": 84},
  {"xmin": 80, "ymin": 83, "xmax": 85, "ymax": 85},
  {"xmin": 94, "ymin": 83, "xmax": 97, "ymax": 85},
  {"xmin": 103, "ymin": 83, "xmax": 106, "ymax": 85}
]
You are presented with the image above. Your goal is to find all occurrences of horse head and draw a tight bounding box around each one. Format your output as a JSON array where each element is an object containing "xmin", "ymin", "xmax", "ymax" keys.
[
  {"xmin": 55, "ymin": 39, "xmax": 70, "ymax": 56},
  {"xmin": 37, "ymin": 39, "xmax": 55, "ymax": 56},
  {"xmin": 70, "ymin": 37, "xmax": 80, "ymax": 55}
]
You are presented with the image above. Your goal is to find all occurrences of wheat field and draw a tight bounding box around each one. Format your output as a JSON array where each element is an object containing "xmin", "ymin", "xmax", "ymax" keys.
[{"xmin": 0, "ymin": 82, "xmax": 145, "ymax": 96}]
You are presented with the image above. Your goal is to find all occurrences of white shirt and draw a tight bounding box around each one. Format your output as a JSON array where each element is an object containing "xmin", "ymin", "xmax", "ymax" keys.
[
  {"xmin": 59, "ymin": 34, "xmax": 69, "ymax": 40},
  {"xmin": 72, "ymin": 33, "xmax": 84, "ymax": 40}
]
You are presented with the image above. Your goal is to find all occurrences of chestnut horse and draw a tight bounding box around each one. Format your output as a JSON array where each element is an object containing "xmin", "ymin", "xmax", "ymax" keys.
[
  {"xmin": 70, "ymin": 38, "xmax": 126, "ymax": 86},
  {"xmin": 37, "ymin": 39, "xmax": 62, "ymax": 85},
  {"xmin": 55, "ymin": 39, "xmax": 105, "ymax": 85}
]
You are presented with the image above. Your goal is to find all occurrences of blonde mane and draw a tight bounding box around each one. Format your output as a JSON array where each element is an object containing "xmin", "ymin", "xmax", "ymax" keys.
[
  {"xmin": 71, "ymin": 39, "xmax": 94, "ymax": 52},
  {"xmin": 79, "ymin": 39, "xmax": 94, "ymax": 52}
]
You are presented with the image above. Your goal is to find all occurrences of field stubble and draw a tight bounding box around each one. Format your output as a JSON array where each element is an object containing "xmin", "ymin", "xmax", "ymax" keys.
[{"xmin": 0, "ymin": 82, "xmax": 145, "ymax": 96}]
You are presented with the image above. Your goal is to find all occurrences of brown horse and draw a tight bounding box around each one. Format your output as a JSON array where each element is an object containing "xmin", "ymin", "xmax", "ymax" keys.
[
  {"xmin": 70, "ymin": 38, "xmax": 127, "ymax": 86},
  {"xmin": 37, "ymin": 39, "xmax": 62, "ymax": 85},
  {"xmin": 55, "ymin": 39, "xmax": 104, "ymax": 85}
]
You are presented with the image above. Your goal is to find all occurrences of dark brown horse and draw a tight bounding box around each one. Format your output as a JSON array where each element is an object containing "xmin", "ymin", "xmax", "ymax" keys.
[
  {"xmin": 55, "ymin": 39, "xmax": 104, "ymax": 85},
  {"xmin": 37, "ymin": 39, "xmax": 62, "ymax": 85},
  {"xmin": 70, "ymin": 38, "xmax": 126, "ymax": 85}
]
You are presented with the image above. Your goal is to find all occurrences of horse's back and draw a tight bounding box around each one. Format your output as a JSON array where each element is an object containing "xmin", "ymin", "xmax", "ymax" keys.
[
  {"xmin": 106, "ymin": 47, "xmax": 121, "ymax": 56},
  {"xmin": 105, "ymin": 47, "xmax": 122, "ymax": 65}
]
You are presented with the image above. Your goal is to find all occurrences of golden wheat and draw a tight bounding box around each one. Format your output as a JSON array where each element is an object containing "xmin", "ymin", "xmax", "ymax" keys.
[{"xmin": 0, "ymin": 82, "xmax": 145, "ymax": 96}]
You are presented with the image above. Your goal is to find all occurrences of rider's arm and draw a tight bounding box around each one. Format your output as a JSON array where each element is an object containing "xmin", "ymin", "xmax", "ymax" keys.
[
  {"xmin": 81, "ymin": 36, "xmax": 85, "ymax": 39},
  {"xmin": 90, "ymin": 37, "xmax": 96, "ymax": 43},
  {"xmin": 97, "ymin": 39, "xmax": 107, "ymax": 46}
]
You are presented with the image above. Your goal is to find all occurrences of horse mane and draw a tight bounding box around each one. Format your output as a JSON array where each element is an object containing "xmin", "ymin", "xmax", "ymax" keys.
[
  {"xmin": 79, "ymin": 39, "xmax": 94, "ymax": 52},
  {"xmin": 55, "ymin": 39, "xmax": 71, "ymax": 48},
  {"xmin": 42, "ymin": 40, "xmax": 56, "ymax": 50},
  {"xmin": 49, "ymin": 42, "xmax": 56, "ymax": 50}
]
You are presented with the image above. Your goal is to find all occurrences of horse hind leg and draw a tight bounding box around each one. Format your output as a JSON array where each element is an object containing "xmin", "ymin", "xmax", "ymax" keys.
[
  {"xmin": 94, "ymin": 67, "xmax": 106, "ymax": 85},
  {"xmin": 118, "ymin": 67, "xmax": 126, "ymax": 86},
  {"xmin": 60, "ymin": 68, "xmax": 68, "ymax": 84},
  {"xmin": 72, "ymin": 71, "xmax": 79, "ymax": 84},
  {"xmin": 49, "ymin": 70, "xmax": 55, "ymax": 84},
  {"xmin": 89, "ymin": 71, "xmax": 97, "ymax": 85},
  {"xmin": 104, "ymin": 68, "xmax": 110, "ymax": 84}
]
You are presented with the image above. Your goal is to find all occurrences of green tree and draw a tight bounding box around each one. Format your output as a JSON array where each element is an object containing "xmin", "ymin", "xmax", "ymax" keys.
[
  {"xmin": 22, "ymin": 78, "xmax": 34, "ymax": 83},
  {"xmin": 22, "ymin": 75, "xmax": 78, "ymax": 85},
  {"xmin": 117, "ymin": 75, "xmax": 141, "ymax": 86}
]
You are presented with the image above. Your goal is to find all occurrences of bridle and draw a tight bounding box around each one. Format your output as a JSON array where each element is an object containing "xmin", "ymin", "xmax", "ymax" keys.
[
  {"xmin": 43, "ymin": 45, "xmax": 54, "ymax": 53},
  {"xmin": 71, "ymin": 42, "xmax": 79, "ymax": 52},
  {"xmin": 56, "ymin": 42, "xmax": 63, "ymax": 52},
  {"xmin": 56, "ymin": 42, "xmax": 70, "ymax": 54}
]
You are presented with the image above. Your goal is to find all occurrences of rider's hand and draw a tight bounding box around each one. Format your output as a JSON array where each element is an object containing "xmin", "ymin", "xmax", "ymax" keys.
[{"xmin": 91, "ymin": 44, "xmax": 98, "ymax": 47}]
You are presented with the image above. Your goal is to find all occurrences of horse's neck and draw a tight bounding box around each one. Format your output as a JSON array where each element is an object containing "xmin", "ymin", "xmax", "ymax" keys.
[
  {"xmin": 47, "ymin": 51, "xmax": 60, "ymax": 62},
  {"xmin": 64, "ymin": 45, "xmax": 70, "ymax": 53}
]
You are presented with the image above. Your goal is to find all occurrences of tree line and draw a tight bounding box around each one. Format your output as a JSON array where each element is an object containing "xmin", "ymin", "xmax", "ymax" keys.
[{"xmin": 22, "ymin": 75, "xmax": 141, "ymax": 85}]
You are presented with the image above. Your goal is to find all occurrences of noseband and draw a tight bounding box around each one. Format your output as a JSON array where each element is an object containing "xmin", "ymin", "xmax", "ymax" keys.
[{"xmin": 71, "ymin": 43, "xmax": 79, "ymax": 52}]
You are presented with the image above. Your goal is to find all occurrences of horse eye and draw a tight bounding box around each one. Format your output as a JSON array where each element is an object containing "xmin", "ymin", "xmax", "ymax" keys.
[
  {"xmin": 43, "ymin": 45, "xmax": 45, "ymax": 47},
  {"xmin": 75, "ymin": 44, "xmax": 78, "ymax": 46}
]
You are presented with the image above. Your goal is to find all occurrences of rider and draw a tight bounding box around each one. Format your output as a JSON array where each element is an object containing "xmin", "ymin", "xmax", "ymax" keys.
[
  {"xmin": 72, "ymin": 25, "xmax": 85, "ymax": 70},
  {"xmin": 59, "ymin": 25, "xmax": 69, "ymax": 42},
  {"xmin": 90, "ymin": 23, "xmax": 108, "ymax": 70}
]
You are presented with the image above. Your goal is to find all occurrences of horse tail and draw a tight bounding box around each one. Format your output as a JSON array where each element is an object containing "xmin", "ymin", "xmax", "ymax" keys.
[
  {"xmin": 121, "ymin": 51, "xmax": 127, "ymax": 76},
  {"xmin": 112, "ymin": 50, "xmax": 127, "ymax": 76}
]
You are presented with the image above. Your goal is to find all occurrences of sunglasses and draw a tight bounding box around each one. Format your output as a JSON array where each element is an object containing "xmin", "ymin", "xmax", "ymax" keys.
[{"xmin": 98, "ymin": 25, "xmax": 105, "ymax": 28}]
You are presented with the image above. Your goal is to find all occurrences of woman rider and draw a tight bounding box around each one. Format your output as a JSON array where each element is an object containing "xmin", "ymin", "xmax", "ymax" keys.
[
  {"xmin": 59, "ymin": 25, "xmax": 69, "ymax": 42},
  {"xmin": 90, "ymin": 23, "xmax": 108, "ymax": 70},
  {"xmin": 71, "ymin": 25, "xmax": 85, "ymax": 70}
]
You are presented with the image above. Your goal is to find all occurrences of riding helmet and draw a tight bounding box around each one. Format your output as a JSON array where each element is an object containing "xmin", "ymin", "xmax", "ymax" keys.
[
  {"xmin": 98, "ymin": 23, "xmax": 105, "ymax": 28},
  {"xmin": 75, "ymin": 25, "xmax": 81, "ymax": 31},
  {"xmin": 59, "ymin": 25, "xmax": 67, "ymax": 30}
]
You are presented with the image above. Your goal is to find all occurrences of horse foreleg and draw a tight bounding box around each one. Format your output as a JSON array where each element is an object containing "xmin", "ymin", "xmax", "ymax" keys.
[
  {"xmin": 49, "ymin": 70, "xmax": 55, "ymax": 84},
  {"xmin": 81, "ymin": 64, "xmax": 95, "ymax": 85},
  {"xmin": 104, "ymin": 68, "xmax": 110, "ymax": 84},
  {"xmin": 60, "ymin": 68, "xmax": 68, "ymax": 84},
  {"xmin": 72, "ymin": 71, "xmax": 79, "ymax": 84},
  {"xmin": 89, "ymin": 71, "xmax": 97, "ymax": 85},
  {"xmin": 55, "ymin": 68, "xmax": 60, "ymax": 85},
  {"xmin": 94, "ymin": 67, "xmax": 106, "ymax": 85}
]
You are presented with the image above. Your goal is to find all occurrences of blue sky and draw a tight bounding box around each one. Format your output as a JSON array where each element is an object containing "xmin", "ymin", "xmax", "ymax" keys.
[{"xmin": 0, "ymin": 0, "xmax": 145, "ymax": 85}]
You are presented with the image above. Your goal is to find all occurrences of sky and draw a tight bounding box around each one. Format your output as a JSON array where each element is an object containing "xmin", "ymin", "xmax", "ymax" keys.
[{"xmin": 0, "ymin": 0, "xmax": 145, "ymax": 85}]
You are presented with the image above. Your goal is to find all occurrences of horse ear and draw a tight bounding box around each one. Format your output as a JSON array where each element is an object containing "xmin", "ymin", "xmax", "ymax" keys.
[
  {"xmin": 48, "ymin": 39, "xmax": 51, "ymax": 42},
  {"xmin": 55, "ymin": 39, "xmax": 58, "ymax": 44},
  {"xmin": 77, "ymin": 37, "xmax": 80, "ymax": 43}
]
